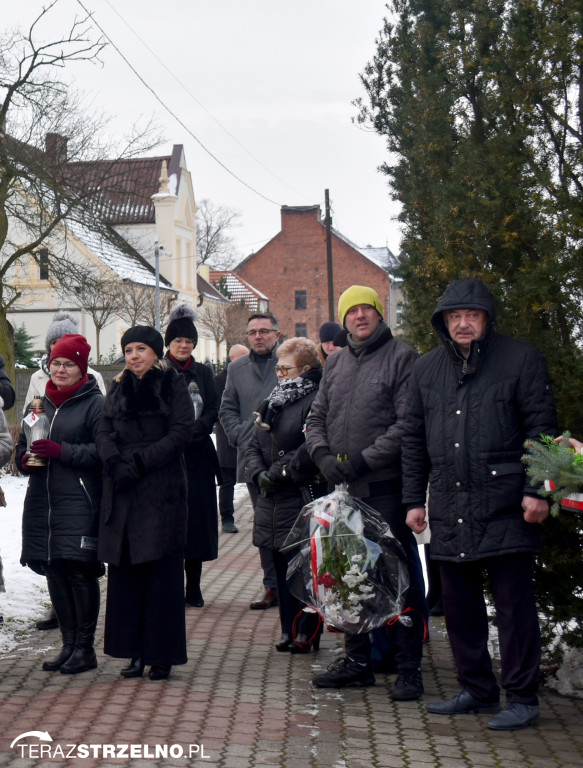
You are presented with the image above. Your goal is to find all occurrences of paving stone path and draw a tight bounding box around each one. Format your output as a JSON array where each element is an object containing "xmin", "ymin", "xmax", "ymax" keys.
[{"xmin": 0, "ymin": 492, "xmax": 581, "ymax": 767}]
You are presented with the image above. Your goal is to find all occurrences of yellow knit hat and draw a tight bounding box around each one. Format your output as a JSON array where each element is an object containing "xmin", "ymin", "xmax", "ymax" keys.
[{"xmin": 338, "ymin": 285, "xmax": 384, "ymax": 326}]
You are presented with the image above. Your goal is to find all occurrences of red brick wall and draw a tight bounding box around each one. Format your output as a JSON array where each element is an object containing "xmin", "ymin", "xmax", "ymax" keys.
[{"xmin": 236, "ymin": 207, "xmax": 390, "ymax": 342}]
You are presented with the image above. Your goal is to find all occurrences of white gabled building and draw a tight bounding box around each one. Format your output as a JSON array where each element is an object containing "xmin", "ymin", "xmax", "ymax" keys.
[{"xmin": 7, "ymin": 138, "xmax": 200, "ymax": 363}]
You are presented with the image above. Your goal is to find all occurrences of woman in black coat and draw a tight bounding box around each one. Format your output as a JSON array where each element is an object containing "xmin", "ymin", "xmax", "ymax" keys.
[
  {"xmin": 245, "ymin": 337, "xmax": 323, "ymax": 653},
  {"xmin": 17, "ymin": 334, "xmax": 104, "ymax": 674},
  {"xmin": 96, "ymin": 326, "xmax": 194, "ymax": 680},
  {"xmin": 163, "ymin": 305, "xmax": 220, "ymax": 607}
]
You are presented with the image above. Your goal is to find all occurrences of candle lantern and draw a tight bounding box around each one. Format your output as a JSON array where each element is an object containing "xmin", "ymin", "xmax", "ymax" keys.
[{"xmin": 22, "ymin": 397, "xmax": 51, "ymax": 466}]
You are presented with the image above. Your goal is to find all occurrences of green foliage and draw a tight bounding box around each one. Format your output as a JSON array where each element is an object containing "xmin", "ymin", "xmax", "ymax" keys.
[
  {"xmin": 523, "ymin": 432, "xmax": 583, "ymax": 516},
  {"xmin": 214, "ymin": 277, "xmax": 232, "ymax": 300},
  {"xmin": 356, "ymin": 0, "xmax": 583, "ymax": 664},
  {"xmin": 13, "ymin": 324, "xmax": 36, "ymax": 368}
]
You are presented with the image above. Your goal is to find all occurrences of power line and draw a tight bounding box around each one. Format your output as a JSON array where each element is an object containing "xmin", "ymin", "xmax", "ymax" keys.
[
  {"xmin": 74, "ymin": 0, "xmax": 283, "ymax": 207},
  {"xmin": 99, "ymin": 0, "xmax": 310, "ymax": 202}
]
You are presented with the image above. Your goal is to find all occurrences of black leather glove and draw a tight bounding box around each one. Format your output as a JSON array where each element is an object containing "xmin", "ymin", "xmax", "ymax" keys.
[
  {"xmin": 337, "ymin": 458, "xmax": 358, "ymax": 482},
  {"xmin": 109, "ymin": 458, "xmax": 140, "ymax": 490},
  {"xmin": 266, "ymin": 462, "xmax": 292, "ymax": 486},
  {"xmin": 258, "ymin": 470, "xmax": 281, "ymax": 493},
  {"xmin": 316, "ymin": 454, "xmax": 352, "ymax": 485}
]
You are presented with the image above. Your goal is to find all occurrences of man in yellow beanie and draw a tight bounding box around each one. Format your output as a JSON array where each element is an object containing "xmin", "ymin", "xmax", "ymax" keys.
[{"xmin": 305, "ymin": 285, "xmax": 425, "ymax": 700}]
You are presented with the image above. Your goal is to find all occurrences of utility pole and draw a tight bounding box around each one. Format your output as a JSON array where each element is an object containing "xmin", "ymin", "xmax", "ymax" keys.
[
  {"xmin": 154, "ymin": 239, "xmax": 164, "ymax": 332},
  {"xmin": 325, "ymin": 189, "xmax": 334, "ymax": 321}
]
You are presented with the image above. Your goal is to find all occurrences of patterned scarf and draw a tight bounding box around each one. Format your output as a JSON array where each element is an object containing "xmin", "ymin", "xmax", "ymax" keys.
[{"xmin": 253, "ymin": 375, "xmax": 318, "ymax": 431}]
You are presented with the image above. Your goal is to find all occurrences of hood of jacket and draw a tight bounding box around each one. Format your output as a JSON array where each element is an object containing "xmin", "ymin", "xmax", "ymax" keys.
[{"xmin": 431, "ymin": 279, "xmax": 496, "ymax": 344}]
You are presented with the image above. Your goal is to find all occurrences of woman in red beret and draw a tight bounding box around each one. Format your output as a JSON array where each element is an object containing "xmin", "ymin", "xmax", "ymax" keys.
[{"xmin": 17, "ymin": 334, "xmax": 105, "ymax": 675}]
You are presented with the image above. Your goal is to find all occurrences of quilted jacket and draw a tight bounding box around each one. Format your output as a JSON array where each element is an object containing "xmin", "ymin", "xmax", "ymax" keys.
[
  {"xmin": 305, "ymin": 328, "xmax": 418, "ymax": 498},
  {"xmin": 402, "ymin": 279, "xmax": 558, "ymax": 561}
]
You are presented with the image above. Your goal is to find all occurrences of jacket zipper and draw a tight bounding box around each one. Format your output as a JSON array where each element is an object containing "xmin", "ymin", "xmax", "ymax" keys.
[
  {"xmin": 45, "ymin": 386, "xmax": 94, "ymax": 563},
  {"xmin": 270, "ymin": 440, "xmax": 278, "ymax": 548},
  {"xmin": 343, "ymin": 355, "xmax": 361, "ymax": 451},
  {"xmin": 79, "ymin": 477, "xmax": 94, "ymax": 514},
  {"xmin": 46, "ymin": 404, "xmax": 60, "ymax": 563}
]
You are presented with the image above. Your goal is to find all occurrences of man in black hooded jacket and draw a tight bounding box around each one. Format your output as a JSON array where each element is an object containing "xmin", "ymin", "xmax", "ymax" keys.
[{"xmin": 403, "ymin": 278, "xmax": 557, "ymax": 731}]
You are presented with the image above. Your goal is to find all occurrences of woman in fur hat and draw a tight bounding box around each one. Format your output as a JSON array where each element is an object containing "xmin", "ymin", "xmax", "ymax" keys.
[
  {"xmin": 164, "ymin": 305, "xmax": 220, "ymax": 607},
  {"xmin": 96, "ymin": 326, "xmax": 195, "ymax": 680}
]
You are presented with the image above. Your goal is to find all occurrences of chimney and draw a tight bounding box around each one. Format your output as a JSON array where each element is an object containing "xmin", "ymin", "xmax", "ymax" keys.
[{"xmin": 45, "ymin": 133, "xmax": 68, "ymax": 163}]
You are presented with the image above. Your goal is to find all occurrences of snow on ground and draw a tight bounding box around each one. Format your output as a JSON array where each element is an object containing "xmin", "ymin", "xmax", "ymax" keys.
[
  {"xmin": 0, "ymin": 474, "xmax": 51, "ymax": 656},
  {"xmin": 0, "ymin": 473, "xmax": 581, "ymax": 698}
]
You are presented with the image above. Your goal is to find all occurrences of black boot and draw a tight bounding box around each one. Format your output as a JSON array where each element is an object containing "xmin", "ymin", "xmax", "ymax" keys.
[
  {"xmin": 43, "ymin": 565, "xmax": 77, "ymax": 672},
  {"xmin": 185, "ymin": 559, "xmax": 204, "ymax": 607},
  {"xmin": 42, "ymin": 630, "xmax": 76, "ymax": 671},
  {"xmin": 60, "ymin": 567, "xmax": 100, "ymax": 675},
  {"xmin": 36, "ymin": 605, "xmax": 59, "ymax": 631},
  {"xmin": 289, "ymin": 609, "xmax": 323, "ymax": 653},
  {"xmin": 121, "ymin": 658, "xmax": 145, "ymax": 678}
]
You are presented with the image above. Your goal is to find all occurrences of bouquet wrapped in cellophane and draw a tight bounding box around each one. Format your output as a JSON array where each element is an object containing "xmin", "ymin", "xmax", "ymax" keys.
[
  {"xmin": 281, "ymin": 486, "xmax": 410, "ymax": 634},
  {"xmin": 523, "ymin": 431, "xmax": 583, "ymax": 515}
]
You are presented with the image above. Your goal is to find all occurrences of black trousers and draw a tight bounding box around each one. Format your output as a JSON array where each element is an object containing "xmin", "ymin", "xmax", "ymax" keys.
[
  {"xmin": 439, "ymin": 553, "xmax": 540, "ymax": 705},
  {"xmin": 218, "ymin": 465, "xmax": 237, "ymax": 521},
  {"xmin": 273, "ymin": 548, "xmax": 300, "ymax": 636},
  {"xmin": 104, "ymin": 548, "xmax": 187, "ymax": 667},
  {"xmin": 345, "ymin": 487, "xmax": 425, "ymax": 670}
]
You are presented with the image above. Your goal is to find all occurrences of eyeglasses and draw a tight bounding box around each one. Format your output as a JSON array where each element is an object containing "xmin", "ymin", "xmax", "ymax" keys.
[
  {"xmin": 49, "ymin": 361, "xmax": 78, "ymax": 371},
  {"xmin": 274, "ymin": 365, "xmax": 301, "ymax": 375},
  {"xmin": 246, "ymin": 328, "xmax": 276, "ymax": 338}
]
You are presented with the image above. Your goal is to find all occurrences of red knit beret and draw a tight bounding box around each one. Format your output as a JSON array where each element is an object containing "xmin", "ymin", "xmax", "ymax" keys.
[{"xmin": 49, "ymin": 334, "xmax": 91, "ymax": 376}]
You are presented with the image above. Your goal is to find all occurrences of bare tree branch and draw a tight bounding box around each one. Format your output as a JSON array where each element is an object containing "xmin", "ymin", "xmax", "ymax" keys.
[
  {"xmin": 0, "ymin": 2, "xmax": 163, "ymax": 379},
  {"xmin": 196, "ymin": 198, "xmax": 241, "ymax": 269}
]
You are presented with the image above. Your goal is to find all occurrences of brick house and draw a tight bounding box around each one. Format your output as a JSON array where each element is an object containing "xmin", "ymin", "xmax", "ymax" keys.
[{"xmin": 235, "ymin": 206, "xmax": 402, "ymax": 341}]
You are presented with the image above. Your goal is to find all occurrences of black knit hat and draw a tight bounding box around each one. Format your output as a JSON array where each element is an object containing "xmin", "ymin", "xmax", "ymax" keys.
[
  {"xmin": 319, "ymin": 321, "xmax": 342, "ymax": 343},
  {"xmin": 164, "ymin": 305, "xmax": 198, "ymax": 347},
  {"xmin": 121, "ymin": 326, "xmax": 164, "ymax": 359}
]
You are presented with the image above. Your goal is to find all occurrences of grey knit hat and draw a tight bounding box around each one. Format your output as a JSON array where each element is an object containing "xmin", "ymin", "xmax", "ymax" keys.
[{"xmin": 45, "ymin": 312, "xmax": 78, "ymax": 354}]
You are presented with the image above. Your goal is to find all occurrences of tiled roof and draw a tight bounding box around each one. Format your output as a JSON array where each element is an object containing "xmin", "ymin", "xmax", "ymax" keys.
[
  {"xmin": 7, "ymin": 133, "xmax": 185, "ymax": 225},
  {"xmin": 209, "ymin": 271, "xmax": 269, "ymax": 310},
  {"xmin": 197, "ymin": 273, "xmax": 231, "ymax": 304},
  {"xmin": 68, "ymin": 148, "xmax": 183, "ymax": 225}
]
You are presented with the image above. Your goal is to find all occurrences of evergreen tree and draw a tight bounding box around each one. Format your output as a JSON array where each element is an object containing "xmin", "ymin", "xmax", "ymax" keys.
[
  {"xmin": 13, "ymin": 324, "xmax": 36, "ymax": 368},
  {"xmin": 356, "ymin": 0, "xmax": 583, "ymax": 659}
]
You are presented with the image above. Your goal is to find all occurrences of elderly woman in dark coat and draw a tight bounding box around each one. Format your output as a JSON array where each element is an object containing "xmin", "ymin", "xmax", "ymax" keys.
[
  {"xmin": 245, "ymin": 337, "xmax": 324, "ymax": 653},
  {"xmin": 163, "ymin": 305, "xmax": 220, "ymax": 607},
  {"xmin": 96, "ymin": 326, "xmax": 194, "ymax": 680},
  {"xmin": 17, "ymin": 334, "xmax": 104, "ymax": 674}
]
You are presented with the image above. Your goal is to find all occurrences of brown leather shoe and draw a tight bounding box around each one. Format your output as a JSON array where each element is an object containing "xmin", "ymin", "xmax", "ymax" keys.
[{"xmin": 250, "ymin": 588, "xmax": 278, "ymax": 610}]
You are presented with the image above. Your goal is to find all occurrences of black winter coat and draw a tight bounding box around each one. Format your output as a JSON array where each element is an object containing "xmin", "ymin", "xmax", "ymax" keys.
[
  {"xmin": 245, "ymin": 369, "xmax": 321, "ymax": 551},
  {"xmin": 165, "ymin": 354, "xmax": 219, "ymax": 561},
  {"xmin": 96, "ymin": 365, "xmax": 194, "ymax": 565},
  {"xmin": 17, "ymin": 377, "xmax": 104, "ymax": 566},
  {"xmin": 402, "ymin": 278, "xmax": 558, "ymax": 562}
]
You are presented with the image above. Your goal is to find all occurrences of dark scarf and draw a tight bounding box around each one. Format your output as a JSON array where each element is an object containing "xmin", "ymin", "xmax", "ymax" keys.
[
  {"xmin": 168, "ymin": 352, "xmax": 193, "ymax": 371},
  {"xmin": 45, "ymin": 375, "xmax": 89, "ymax": 408},
  {"xmin": 347, "ymin": 319, "xmax": 389, "ymax": 355},
  {"xmin": 253, "ymin": 368, "xmax": 321, "ymax": 430}
]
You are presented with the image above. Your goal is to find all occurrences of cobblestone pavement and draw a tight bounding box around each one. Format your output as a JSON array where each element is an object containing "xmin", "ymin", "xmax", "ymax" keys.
[{"xmin": 0, "ymin": 492, "xmax": 582, "ymax": 767}]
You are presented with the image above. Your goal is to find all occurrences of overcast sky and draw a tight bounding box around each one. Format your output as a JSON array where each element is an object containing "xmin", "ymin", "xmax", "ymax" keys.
[{"xmin": 4, "ymin": 0, "xmax": 400, "ymax": 261}]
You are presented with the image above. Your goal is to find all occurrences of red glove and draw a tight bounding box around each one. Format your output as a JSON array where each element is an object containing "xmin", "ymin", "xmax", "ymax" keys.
[
  {"xmin": 21, "ymin": 454, "xmax": 41, "ymax": 473},
  {"xmin": 30, "ymin": 439, "xmax": 62, "ymax": 460}
]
